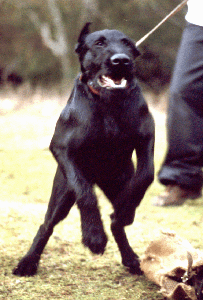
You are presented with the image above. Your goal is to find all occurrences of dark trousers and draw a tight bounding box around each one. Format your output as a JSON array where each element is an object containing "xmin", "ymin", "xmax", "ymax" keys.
[{"xmin": 158, "ymin": 22, "xmax": 203, "ymax": 192}]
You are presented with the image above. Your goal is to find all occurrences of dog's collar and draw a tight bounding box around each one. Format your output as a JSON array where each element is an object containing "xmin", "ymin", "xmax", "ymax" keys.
[
  {"xmin": 87, "ymin": 83, "xmax": 100, "ymax": 96},
  {"xmin": 79, "ymin": 74, "xmax": 100, "ymax": 96}
]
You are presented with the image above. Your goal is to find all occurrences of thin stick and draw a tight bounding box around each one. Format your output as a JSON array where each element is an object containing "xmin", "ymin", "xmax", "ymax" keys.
[{"xmin": 136, "ymin": 0, "xmax": 188, "ymax": 47}]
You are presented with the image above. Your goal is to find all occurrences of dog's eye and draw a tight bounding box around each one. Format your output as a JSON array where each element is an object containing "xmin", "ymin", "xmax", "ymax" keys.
[
  {"xmin": 95, "ymin": 40, "xmax": 104, "ymax": 47},
  {"xmin": 122, "ymin": 38, "xmax": 132, "ymax": 48}
]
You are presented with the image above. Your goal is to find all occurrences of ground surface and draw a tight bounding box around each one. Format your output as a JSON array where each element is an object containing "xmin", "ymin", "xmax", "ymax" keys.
[{"xmin": 0, "ymin": 88, "xmax": 203, "ymax": 299}]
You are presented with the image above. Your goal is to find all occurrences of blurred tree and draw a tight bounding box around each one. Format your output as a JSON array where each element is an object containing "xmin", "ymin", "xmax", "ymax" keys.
[
  {"xmin": 0, "ymin": 0, "xmax": 187, "ymax": 93},
  {"xmin": 28, "ymin": 0, "xmax": 69, "ymax": 92},
  {"xmin": 94, "ymin": 0, "xmax": 186, "ymax": 92}
]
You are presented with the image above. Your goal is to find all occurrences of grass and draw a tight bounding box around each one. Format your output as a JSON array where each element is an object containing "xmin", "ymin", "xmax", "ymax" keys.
[{"xmin": 1, "ymin": 98, "xmax": 203, "ymax": 299}]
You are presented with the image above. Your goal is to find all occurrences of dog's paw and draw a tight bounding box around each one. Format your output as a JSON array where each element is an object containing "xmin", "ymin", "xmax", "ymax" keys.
[
  {"xmin": 122, "ymin": 255, "xmax": 143, "ymax": 275},
  {"xmin": 82, "ymin": 226, "xmax": 108, "ymax": 255},
  {"xmin": 13, "ymin": 255, "xmax": 39, "ymax": 277}
]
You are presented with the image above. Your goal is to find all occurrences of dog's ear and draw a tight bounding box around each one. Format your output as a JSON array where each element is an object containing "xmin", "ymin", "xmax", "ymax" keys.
[{"xmin": 75, "ymin": 22, "xmax": 92, "ymax": 54}]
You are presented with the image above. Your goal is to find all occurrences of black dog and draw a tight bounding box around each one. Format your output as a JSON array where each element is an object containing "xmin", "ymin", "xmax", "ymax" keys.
[{"xmin": 13, "ymin": 23, "xmax": 154, "ymax": 276}]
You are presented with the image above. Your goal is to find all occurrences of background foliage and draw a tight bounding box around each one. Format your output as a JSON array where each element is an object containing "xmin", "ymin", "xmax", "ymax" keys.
[{"xmin": 0, "ymin": 0, "xmax": 187, "ymax": 92}]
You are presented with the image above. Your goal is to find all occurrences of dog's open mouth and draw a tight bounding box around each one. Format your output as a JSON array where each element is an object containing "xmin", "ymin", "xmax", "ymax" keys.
[{"xmin": 98, "ymin": 75, "xmax": 127, "ymax": 89}]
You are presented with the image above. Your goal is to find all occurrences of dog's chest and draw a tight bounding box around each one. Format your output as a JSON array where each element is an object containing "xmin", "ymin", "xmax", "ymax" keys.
[
  {"xmin": 90, "ymin": 111, "xmax": 134, "ymax": 143},
  {"xmin": 103, "ymin": 115, "xmax": 119, "ymax": 138}
]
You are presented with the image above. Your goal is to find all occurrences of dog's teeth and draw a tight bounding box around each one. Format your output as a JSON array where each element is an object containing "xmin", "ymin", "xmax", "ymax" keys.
[
  {"xmin": 98, "ymin": 76, "xmax": 127, "ymax": 88},
  {"xmin": 119, "ymin": 78, "xmax": 127, "ymax": 88}
]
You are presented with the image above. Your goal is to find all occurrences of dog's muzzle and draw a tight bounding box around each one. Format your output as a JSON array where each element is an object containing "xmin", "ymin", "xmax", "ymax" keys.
[{"xmin": 97, "ymin": 53, "xmax": 131, "ymax": 89}]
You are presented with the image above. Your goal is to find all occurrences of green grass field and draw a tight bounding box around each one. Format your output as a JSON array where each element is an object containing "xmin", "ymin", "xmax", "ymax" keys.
[{"xmin": 1, "ymin": 98, "xmax": 203, "ymax": 299}]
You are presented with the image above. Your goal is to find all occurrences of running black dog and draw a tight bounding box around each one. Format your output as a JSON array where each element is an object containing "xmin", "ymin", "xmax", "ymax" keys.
[{"xmin": 13, "ymin": 23, "xmax": 154, "ymax": 276}]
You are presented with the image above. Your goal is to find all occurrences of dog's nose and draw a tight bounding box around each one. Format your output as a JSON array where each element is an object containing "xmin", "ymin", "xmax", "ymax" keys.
[{"xmin": 111, "ymin": 54, "xmax": 130, "ymax": 66}]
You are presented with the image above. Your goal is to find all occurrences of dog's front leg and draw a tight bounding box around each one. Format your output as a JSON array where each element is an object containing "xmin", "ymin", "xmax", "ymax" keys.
[
  {"xmin": 51, "ymin": 156, "xmax": 107, "ymax": 255},
  {"xmin": 77, "ymin": 193, "xmax": 108, "ymax": 255},
  {"xmin": 50, "ymin": 121, "xmax": 107, "ymax": 255},
  {"xmin": 114, "ymin": 133, "xmax": 154, "ymax": 225}
]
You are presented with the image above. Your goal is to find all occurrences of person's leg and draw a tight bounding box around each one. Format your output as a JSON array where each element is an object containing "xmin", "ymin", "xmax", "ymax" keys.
[{"xmin": 153, "ymin": 23, "xmax": 203, "ymax": 206}]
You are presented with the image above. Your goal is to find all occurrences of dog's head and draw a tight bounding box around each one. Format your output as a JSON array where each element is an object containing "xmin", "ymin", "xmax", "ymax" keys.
[{"xmin": 75, "ymin": 23, "xmax": 140, "ymax": 93}]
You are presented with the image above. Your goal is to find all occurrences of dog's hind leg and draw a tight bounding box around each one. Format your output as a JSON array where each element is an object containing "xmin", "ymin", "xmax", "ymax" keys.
[
  {"xmin": 98, "ymin": 172, "xmax": 142, "ymax": 275},
  {"xmin": 110, "ymin": 213, "xmax": 142, "ymax": 274},
  {"xmin": 13, "ymin": 167, "xmax": 75, "ymax": 276},
  {"xmin": 110, "ymin": 136, "xmax": 154, "ymax": 274}
]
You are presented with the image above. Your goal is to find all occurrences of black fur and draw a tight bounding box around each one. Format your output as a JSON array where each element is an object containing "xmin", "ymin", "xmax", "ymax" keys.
[{"xmin": 13, "ymin": 23, "xmax": 154, "ymax": 276}]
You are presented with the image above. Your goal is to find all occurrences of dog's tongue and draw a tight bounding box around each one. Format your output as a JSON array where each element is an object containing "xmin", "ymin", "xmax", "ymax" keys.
[{"xmin": 98, "ymin": 75, "xmax": 127, "ymax": 88}]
